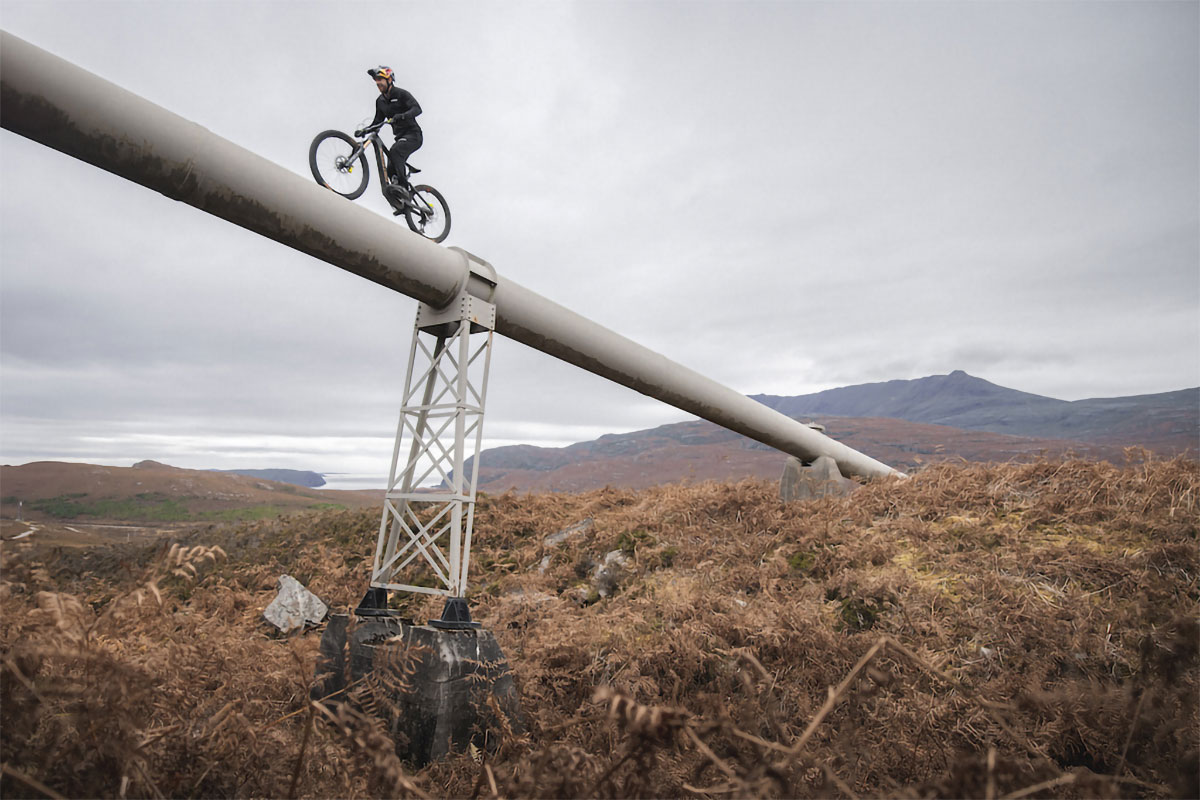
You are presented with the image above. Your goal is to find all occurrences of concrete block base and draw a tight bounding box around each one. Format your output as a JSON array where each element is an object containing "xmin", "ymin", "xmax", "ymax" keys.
[
  {"xmin": 312, "ymin": 613, "xmax": 524, "ymax": 767},
  {"xmin": 780, "ymin": 455, "xmax": 861, "ymax": 502}
]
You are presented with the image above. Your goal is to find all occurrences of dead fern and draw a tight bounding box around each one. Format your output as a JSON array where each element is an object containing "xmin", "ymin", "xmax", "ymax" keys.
[{"xmin": 2, "ymin": 458, "xmax": 1196, "ymax": 798}]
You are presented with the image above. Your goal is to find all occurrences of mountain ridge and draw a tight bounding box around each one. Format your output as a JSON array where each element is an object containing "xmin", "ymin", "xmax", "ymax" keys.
[
  {"xmin": 131, "ymin": 460, "xmax": 326, "ymax": 488},
  {"xmin": 462, "ymin": 372, "xmax": 1197, "ymax": 492},
  {"xmin": 751, "ymin": 371, "xmax": 1197, "ymax": 448},
  {"xmin": 0, "ymin": 460, "xmax": 378, "ymax": 523}
]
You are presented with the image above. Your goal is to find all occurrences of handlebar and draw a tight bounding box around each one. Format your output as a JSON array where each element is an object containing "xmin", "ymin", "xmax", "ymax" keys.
[{"xmin": 355, "ymin": 120, "xmax": 388, "ymax": 138}]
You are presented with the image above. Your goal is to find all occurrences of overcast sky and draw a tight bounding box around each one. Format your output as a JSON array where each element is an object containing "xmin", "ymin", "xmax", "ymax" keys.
[{"xmin": 1, "ymin": 1, "xmax": 1197, "ymax": 486}]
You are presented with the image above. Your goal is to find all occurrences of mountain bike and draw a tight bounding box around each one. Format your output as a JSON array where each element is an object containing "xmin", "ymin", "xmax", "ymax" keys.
[{"xmin": 309, "ymin": 121, "xmax": 451, "ymax": 243}]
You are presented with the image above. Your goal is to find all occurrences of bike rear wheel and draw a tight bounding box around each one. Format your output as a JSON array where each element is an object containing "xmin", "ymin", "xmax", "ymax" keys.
[
  {"xmin": 405, "ymin": 185, "xmax": 451, "ymax": 243},
  {"xmin": 309, "ymin": 130, "xmax": 369, "ymax": 199}
]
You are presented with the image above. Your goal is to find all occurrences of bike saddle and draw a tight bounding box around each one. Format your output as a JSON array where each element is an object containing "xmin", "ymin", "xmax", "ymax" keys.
[{"xmin": 407, "ymin": 165, "xmax": 422, "ymax": 174}]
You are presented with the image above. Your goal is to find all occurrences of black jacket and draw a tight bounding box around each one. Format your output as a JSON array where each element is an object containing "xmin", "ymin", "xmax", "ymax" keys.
[{"xmin": 373, "ymin": 85, "xmax": 422, "ymax": 137}]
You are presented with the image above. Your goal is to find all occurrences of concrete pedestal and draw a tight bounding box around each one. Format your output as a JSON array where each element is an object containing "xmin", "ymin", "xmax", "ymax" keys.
[
  {"xmin": 780, "ymin": 455, "xmax": 861, "ymax": 502},
  {"xmin": 312, "ymin": 613, "xmax": 524, "ymax": 767}
]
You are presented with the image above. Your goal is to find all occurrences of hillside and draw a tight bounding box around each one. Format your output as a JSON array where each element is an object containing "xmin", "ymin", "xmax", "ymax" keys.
[
  {"xmin": 213, "ymin": 467, "xmax": 327, "ymax": 488},
  {"xmin": 0, "ymin": 460, "xmax": 380, "ymax": 524},
  {"xmin": 752, "ymin": 371, "xmax": 1199, "ymax": 452},
  {"xmin": 460, "ymin": 372, "xmax": 1197, "ymax": 493},
  {"xmin": 466, "ymin": 415, "xmax": 1133, "ymax": 493},
  {"xmin": 1, "ymin": 457, "xmax": 1196, "ymax": 798}
]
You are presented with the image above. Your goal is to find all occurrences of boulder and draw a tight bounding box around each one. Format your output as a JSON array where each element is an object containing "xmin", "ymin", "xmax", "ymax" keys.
[
  {"xmin": 538, "ymin": 518, "xmax": 593, "ymax": 573},
  {"xmin": 592, "ymin": 549, "xmax": 631, "ymax": 598},
  {"xmin": 544, "ymin": 517, "xmax": 593, "ymax": 547},
  {"xmin": 263, "ymin": 574, "xmax": 327, "ymax": 633}
]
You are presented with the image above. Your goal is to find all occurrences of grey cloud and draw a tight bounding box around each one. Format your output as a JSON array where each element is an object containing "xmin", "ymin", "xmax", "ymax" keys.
[{"xmin": 1, "ymin": 1, "xmax": 1195, "ymax": 478}]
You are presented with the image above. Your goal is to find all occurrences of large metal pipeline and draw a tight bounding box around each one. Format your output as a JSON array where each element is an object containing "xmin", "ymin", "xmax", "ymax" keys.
[{"xmin": 0, "ymin": 30, "xmax": 901, "ymax": 480}]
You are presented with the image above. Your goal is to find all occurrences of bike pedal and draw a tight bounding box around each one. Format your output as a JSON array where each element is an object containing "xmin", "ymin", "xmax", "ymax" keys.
[{"xmin": 392, "ymin": 208, "xmax": 403, "ymax": 216}]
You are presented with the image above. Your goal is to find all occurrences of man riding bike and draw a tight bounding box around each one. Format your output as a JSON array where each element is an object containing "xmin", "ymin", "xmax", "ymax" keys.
[{"xmin": 355, "ymin": 66, "xmax": 422, "ymax": 199}]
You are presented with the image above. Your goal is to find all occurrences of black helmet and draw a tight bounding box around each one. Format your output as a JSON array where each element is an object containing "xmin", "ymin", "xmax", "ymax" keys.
[{"xmin": 367, "ymin": 66, "xmax": 394, "ymax": 83}]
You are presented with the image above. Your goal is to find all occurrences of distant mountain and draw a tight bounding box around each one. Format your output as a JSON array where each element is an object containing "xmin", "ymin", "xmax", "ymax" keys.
[
  {"xmin": 752, "ymin": 371, "xmax": 1198, "ymax": 453},
  {"xmin": 460, "ymin": 371, "xmax": 1196, "ymax": 493},
  {"xmin": 132, "ymin": 460, "xmax": 327, "ymax": 488},
  {"xmin": 214, "ymin": 469, "xmax": 326, "ymax": 488},
  {"xmin": 462, "ymin": 415, "xmax": 1133, "ymax": 493},
  {"xmin": 2, "ymin": 461, "xmax": 380, "ymax": 523}
]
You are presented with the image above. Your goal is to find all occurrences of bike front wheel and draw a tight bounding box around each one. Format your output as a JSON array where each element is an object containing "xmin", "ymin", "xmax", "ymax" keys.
[
  {"xmin": 405, "ymin": 185, "xmax": 451, "ymax": 243},
  {"xmin": 309, "ymin": 130, "xmax": 369, "ymax": 199}
]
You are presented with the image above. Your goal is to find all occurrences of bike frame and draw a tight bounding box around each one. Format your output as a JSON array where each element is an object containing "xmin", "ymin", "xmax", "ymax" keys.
[
  {"xmin": 363, "ymin": 131, "xmax": 393, "ymax": 188},
  {"xmin": 347, "ymin": 126, "xmax": 432, "ymax": 221}
]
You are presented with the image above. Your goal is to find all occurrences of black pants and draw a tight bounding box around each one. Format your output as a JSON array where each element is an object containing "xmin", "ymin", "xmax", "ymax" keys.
[{"xmin": 389, "ymin": 130, "xmax": 423, "ymax": 184}]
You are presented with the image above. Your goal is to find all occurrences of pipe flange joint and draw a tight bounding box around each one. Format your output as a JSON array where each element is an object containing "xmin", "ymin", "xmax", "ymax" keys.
[{"xmin": 447, "ymin": 246, "xmax": 498, "ymax": 305}]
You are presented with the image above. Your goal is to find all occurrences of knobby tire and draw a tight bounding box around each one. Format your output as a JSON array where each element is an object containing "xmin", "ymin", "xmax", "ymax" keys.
[
  {"xmin": 309, "ymin": 130, "xmax": 369, "ymax": 199},
  {"xmin": 405, "ymin": 185, "xmax": 451, "ymax": 243}
]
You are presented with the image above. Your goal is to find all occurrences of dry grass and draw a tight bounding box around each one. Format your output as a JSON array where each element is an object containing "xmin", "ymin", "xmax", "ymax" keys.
[{"xmin": 2, "ymin": 455, "xmax": 1197, "ymax": 798}]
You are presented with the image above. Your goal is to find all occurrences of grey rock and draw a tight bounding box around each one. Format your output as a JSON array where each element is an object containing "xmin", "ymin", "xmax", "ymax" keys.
[
  {"xmin": 263, "ymin": 574, "xmax": 327, "ymax": 632},
  {"xmin": 312, "ymin": 614, "xmax": 524, "ymax": 767},
  {"xmin": 544, "ymin": 517, "xmax": 593, "ymax": 547},
  {"xmin": 539, "ymin": 518, "xmax": 594, "ymax": 574},
  {"xmin": 592, "ymin": 549, "xmax": 631, "ymax": 598}
]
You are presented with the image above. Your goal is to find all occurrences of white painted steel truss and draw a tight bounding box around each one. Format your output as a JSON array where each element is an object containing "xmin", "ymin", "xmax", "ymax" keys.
[{"xmin": 371, "ymin": 292, "xmax": 495, "ymax": 598}]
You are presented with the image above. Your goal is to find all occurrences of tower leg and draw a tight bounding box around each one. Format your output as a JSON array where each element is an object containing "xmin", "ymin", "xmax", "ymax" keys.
[{"xmin": 366, "ymin": 291, "xmax": 495, "ymax": 617}]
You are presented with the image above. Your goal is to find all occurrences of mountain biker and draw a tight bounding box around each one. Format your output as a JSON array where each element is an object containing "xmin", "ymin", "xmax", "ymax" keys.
[{"xmin": 355, "ymin": 66, "xmax": 422, "ymax": 197}]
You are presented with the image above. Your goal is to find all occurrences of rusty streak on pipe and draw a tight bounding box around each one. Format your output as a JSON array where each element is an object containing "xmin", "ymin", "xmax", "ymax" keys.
[{"xmin": 0, "ymin": 30, "xmax": 902, "ymax": 480}]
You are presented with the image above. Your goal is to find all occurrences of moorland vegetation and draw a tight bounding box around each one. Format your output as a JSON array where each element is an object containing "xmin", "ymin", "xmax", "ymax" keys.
[{"xmin": 1, "ymin": 455, "xmax": 1197, "ymax": 798}]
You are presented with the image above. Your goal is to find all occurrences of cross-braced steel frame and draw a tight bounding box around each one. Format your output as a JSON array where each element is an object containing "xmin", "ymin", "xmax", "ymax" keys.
[{"xmin": 371, "ymin": 291, "xmax": 495, "ymax": 600}]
